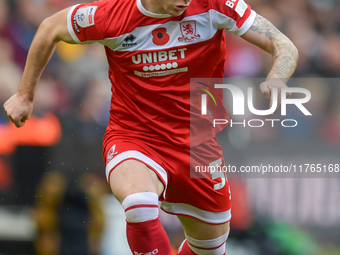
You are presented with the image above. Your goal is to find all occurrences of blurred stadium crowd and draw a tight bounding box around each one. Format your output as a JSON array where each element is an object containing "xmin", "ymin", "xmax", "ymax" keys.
[{"xmin": 0, "ymin": 0, "xmax": 340, "ymax": 254}]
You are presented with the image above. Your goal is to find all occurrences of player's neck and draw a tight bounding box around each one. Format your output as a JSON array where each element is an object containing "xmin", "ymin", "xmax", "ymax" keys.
[{"xmin": 140, "ymin": 0, "xmax": 168, "ymax": 14}]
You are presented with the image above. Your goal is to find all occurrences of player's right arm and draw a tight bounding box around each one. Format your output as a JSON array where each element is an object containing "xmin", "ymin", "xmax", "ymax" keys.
[{"xmin": 3, "ymin": 7, "xmax": 76, "ymax": 128}]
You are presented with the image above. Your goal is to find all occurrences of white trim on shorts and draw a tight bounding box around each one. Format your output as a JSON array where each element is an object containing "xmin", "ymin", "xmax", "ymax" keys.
[
  {"xmin": 160, "ymin": 201, "xmax": 231, "ymax": 224},
  {"xmin": 105, "ymin": 150, "xmax": 168, "ymax": 198}
]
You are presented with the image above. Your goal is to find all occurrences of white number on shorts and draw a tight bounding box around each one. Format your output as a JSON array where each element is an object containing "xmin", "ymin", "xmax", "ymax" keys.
[{"xmin": 209, "ymin": 158, "xmax": 225, "ymax": 190}]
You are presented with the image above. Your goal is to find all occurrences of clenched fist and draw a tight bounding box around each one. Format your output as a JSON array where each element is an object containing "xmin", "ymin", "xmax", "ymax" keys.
[
  {"xmin": 3, "ymin": 94, "xmax": 33, "ymax": 128},
  {"xmin": 260, "ymin": 78, "xmax": 292, "ymax": 112}
]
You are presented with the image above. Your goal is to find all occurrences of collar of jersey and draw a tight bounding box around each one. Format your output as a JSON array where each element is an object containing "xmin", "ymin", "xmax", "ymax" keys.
[{"xmin": 137, "ymin": 0, "xmax": 172, "ymax": 18}]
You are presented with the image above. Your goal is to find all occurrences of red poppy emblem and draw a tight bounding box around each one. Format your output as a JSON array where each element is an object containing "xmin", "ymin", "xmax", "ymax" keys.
[{"xmin": 152, "ymin": 28, "xmax": 170, "ymax": 46}]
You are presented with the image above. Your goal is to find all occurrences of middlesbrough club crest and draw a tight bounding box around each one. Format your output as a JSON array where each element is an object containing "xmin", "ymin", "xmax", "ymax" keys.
[
  {"xmin": 178, "ymin": 21, "xmax": 200, "ymax": 42},
  {"xmin": 107, "ymin": 144, "xmax": 118, "ymax": 163}
]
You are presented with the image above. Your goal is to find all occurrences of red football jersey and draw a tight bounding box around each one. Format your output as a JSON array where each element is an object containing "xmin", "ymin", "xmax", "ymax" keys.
[{"xmin": 67, "ymin": 0, "xmax": 256, "ymax": 148}]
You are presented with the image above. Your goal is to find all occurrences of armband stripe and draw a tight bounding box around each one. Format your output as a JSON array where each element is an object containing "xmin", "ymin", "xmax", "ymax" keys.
[
  {"xmin": 235, "ymin": 0, "xmax": 247, "ymax": 17},
  {"xmin": 67, "ymin": 4, "xmax": 82, "ymax": 44}
]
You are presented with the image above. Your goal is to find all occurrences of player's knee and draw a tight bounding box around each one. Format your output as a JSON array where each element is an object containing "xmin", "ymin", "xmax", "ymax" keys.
[
  {"xmin": 122, "ymin": 192, "xmax": 159, "ymax": 223},
  {"xmin": 181, "ymin": 230, "xmax": 230, "ymax": 255}
]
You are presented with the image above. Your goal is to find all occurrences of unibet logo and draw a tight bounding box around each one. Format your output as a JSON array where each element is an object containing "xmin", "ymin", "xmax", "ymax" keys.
[{"xmin": 132, "ymin": 48, "xmax": 187, "ymax": 64}]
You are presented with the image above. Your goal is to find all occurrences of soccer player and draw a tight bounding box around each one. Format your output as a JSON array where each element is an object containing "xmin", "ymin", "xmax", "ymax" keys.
[{"xmin": 3, "ymin": 0, "xmax": 298, "ymax": 254}]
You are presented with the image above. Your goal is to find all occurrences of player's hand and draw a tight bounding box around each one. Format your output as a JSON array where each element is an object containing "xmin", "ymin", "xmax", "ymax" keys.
[
  {"xmin": 3, "ymin": 94, "xmax": 34, "ymax": 128},
  {"xmin": 259, "ymin": 78, "xmax": 291, "ymax": 114}
]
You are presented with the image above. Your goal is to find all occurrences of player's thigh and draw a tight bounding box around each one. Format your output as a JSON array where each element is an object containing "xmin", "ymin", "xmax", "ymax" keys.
[
  {"xmin": 178, "ymin": 215, "xmax": 230, "ymax": 240},
  {"xmin": 109, "ymin": 159, "xmax": 164, "ymax": 203}
]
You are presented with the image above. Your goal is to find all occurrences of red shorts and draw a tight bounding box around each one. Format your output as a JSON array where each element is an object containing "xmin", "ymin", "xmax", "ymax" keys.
[{"xmin": 103, "ymin": 135, "xmax": 231, "ymax": 224}]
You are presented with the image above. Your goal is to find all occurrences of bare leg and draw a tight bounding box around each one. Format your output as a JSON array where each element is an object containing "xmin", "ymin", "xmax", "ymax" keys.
[
  {"xmin": 177, "ymin": 215, "xmax": 230, "ymax": 255},
  {"xmin": 109, "ymin": 159, "xmax": 171, "ymax": 254}
]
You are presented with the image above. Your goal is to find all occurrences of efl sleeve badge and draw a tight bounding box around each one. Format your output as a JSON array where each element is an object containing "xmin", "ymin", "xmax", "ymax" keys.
[{"xmin": 75, "ymin": 6, "xmax": 98, "ymax": 28}]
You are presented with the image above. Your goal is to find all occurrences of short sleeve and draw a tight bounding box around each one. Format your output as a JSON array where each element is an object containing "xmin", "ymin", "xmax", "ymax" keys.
[
  {"xmin": 209, "ymin": 0, "xmax": 256, "ymax": 36},
  {"xmin": 67, "ymin": 1, "xmax": 108, "ymax": 44}
]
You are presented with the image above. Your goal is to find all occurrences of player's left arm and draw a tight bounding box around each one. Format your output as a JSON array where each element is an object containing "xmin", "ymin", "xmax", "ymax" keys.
[{"xmin": 241, "ymin": 14, "xmax": 299, "ymax": 106}]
